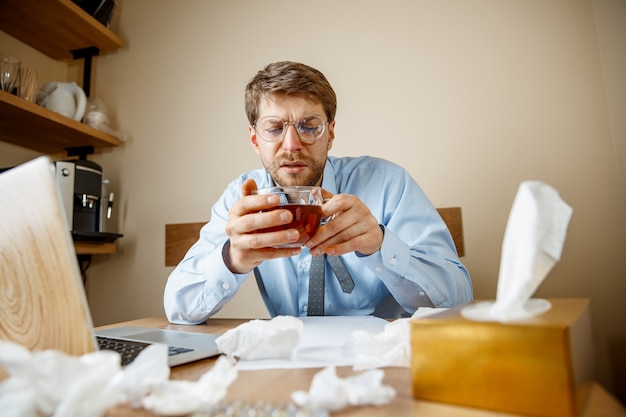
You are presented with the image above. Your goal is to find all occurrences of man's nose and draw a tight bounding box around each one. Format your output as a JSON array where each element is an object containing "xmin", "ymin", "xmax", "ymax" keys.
[{"xmin": 281, "ymin": 124, "xmax": 303, "ymax": 151}]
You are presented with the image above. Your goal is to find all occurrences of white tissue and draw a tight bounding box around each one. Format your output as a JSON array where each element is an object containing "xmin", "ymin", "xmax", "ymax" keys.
[
  {"xmin": 462, "ymin": 181, "xmax": 573, "ymax": 322},
  {"xmin": 115, "ymin": 344, "xmax": 170, "ymax": 408},
  {"xmin": 352, "ymin": 308, "xmax": 447, "ymax": 370},
  {"xmin": 0, "ymin": 341, "xmax": 122, "ymax": 417},
  {"xmin": 141, "ymin": 355, "xmax": 237, "ymax": 415},
  {"xmin": 291, "ymin": 366, "xmax": 396, "ymax": 412},
  {"xmin": 216, "ymin": 315, "xmax": 303, "ymax": 361},
  {"xmin": 0, "ymin": 340, "xmax": 237, "ymax": 417}
]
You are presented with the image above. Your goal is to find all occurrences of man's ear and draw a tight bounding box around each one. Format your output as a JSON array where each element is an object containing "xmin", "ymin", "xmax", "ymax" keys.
[
  {"xmin": 250, "ymin": 125, "xmax": 261, "ymax": 155},
  {"xmin": 327, "ymin": 120, "xmax": 336, "ymax": 151}
]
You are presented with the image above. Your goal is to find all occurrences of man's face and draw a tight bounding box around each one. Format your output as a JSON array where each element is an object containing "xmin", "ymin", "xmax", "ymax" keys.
[{"xmin": 250, "ymin": 94, "xmax": 335, "ymax": 187}]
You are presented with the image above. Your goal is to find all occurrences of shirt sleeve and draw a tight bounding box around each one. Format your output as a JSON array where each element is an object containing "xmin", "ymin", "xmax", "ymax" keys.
[
  {"xmin": 336, "ymin": 157, "xmax": 473, "ymax": 311},
  {"xmin": 163, "ymin": 180, "xmax": 249, "ymax": 324},
  {"xmin": 359, "ymin": 223, "xmax": 472, "ymax": 310}
]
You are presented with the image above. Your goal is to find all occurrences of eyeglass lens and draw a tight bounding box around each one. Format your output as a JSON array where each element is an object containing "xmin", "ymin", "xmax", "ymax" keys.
[{"xmin": 255, "ymin": 115, "xmax": 326, "ymax": 142}]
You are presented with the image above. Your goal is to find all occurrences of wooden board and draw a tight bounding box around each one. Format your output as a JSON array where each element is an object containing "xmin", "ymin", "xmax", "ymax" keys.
[{"xmin": 0, "ymin": 0, "xmax": 124, "ymax": 60}]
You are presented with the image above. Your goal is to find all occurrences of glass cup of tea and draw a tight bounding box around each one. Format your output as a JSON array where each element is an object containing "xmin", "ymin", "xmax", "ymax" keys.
[{"xmin": 253, "ymin": 186, "xmax": 324, "ymax": 248}]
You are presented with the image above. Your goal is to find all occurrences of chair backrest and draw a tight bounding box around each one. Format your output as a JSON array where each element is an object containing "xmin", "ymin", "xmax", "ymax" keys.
[
  {"xmin": 165, "ymin": 207, "xmax": 464, "ymax": 267},
  {"xmin": 436, "ymin": 206, "xmax": 465, "ymax": 257},
  {"xmin": 165, "ymin": 222, "xmax": 205, "ymax": 266}
]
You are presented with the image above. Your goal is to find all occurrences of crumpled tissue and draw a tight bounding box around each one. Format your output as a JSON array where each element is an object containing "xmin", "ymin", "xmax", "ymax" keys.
[
  {"xmin": 0, "ymin": 340, "xmax": 237, "ymax": 417},
  {"xmin": 462, "ymin": 181, "xmax": 573, "ymax": 322},
  {"xmin": 352, "ymin": 308, "xmax": 447, "ymax": 370},
  {"xmin": 0, "ymin": 341, "xmax": 122, "ymax": 417},
  {"xmin": 291, "ymin": 366, "xmax": 396, "ymax": 412},
  {"xmin": 140, "ymin": 355, "xmax": 237, "ymax": 415},
  {"xmin": 216, "ymin": 315, "xmax": 303, "ymax": 361}
]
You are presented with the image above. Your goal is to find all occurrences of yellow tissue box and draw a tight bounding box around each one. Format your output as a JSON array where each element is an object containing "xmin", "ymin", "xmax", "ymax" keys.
[{"xmin": 411, "ymin": 298, "xmax": 594, "ymax": 417}]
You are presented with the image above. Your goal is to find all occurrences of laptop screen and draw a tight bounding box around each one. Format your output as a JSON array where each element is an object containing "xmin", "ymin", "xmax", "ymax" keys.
[{"xmin": 0, "ymin": 156, "xmax": 97, "ymax": 356}]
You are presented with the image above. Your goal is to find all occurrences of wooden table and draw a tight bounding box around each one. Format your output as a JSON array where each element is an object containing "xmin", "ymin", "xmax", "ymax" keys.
[{"xmin": 101, "ymin": 317, "xmax": 625, "ymax": 417}]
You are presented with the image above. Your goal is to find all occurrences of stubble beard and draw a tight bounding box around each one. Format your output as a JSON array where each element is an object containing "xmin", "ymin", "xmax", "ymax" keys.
[{"xmin": 262, "ymin": 152, "xmax": 325, "ymax": 187}]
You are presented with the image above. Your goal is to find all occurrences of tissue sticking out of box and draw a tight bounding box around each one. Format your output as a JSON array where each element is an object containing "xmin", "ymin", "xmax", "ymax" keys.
[{"xmin": 462, "ymin": 181, "xmax": 573, "ymax": 322}]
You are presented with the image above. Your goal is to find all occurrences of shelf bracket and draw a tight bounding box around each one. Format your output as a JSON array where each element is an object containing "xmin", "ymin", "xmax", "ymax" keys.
[
  {"xmin": 66, "ymin": 145, "xmax": 95, "ymax": 159},
  {"xmin": 71, "ymin": 46, "xmax": 100, "ymax": 97}
]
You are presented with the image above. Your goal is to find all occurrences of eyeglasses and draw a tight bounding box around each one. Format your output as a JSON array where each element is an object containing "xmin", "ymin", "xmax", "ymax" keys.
[{"xmin": 253, "ymin": 115, "xmax": 329, "ymax": 143}]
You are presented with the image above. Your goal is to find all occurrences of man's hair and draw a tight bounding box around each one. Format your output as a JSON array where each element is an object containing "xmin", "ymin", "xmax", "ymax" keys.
[{"xmin": 245, "ymin": 61, "xmax": 337, "ymax": 125}]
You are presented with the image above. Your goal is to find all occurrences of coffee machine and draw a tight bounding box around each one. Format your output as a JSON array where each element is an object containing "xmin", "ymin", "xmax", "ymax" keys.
[{"xmin": 55, "ymin": 159, "xmax": 122, "ymax": 242}]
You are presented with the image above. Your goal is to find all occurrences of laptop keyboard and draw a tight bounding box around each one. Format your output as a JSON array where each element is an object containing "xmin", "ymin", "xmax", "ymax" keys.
[{"xmin": 96, "ymin": 336, "xmax": 194, "ymax": 366}]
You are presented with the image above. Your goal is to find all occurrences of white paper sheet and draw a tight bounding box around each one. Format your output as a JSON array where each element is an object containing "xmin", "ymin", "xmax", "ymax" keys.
[{"xmin": 235, "ymin": 316, "xmax": 388, "ymax": 370}]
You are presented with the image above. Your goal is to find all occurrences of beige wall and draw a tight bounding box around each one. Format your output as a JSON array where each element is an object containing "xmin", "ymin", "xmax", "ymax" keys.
[{"xmin": 2, "ymin": 0, "xmax": 624, "ymax": 402}]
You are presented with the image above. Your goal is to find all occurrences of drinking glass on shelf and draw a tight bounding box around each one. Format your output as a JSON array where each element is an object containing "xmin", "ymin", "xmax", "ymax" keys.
[
  {"xmin": 18, "ymin": 67, "xmax": 37, "ymax": 102},
  {"xmin": 0, "ymin": 53, "xmax": 21, "ymax": 93}
]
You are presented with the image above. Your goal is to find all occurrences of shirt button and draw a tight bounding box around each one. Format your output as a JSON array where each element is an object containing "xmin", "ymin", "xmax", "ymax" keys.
[
  {"xmin": 303, "ymin": 305, "xmax": 308, "ymax": 312},
  {"xmin": 222, "ymin": 282, "xmax": 230, "ymax": 290},
  {"xmin": 375, "ymin": 266, "xmax": 383, "ymax": 272},
  {"xmin": 419, "ymin": 291, "xmax": 425, "ymax": 297},
  {"xmin": 300, "ymin": 262, "xmax": 308, "ymax": 270},
  {"xmin": 389, "ymin": 257, "xmax": 397, "ymax": 266}
]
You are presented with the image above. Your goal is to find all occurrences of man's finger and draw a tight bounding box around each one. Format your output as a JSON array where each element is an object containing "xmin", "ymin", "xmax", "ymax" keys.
[{"xmin": 242, "ymin": 178, "xmax": 258, "ymax": 196}]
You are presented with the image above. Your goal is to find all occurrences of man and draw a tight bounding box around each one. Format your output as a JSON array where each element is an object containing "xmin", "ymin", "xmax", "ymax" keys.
[{"xmin": 164, "ymin": 61, "xmax": 472, "ymax": 324}]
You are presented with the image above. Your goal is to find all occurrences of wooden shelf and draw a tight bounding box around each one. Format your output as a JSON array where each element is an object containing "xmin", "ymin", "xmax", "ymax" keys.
[
  {"xmin": 0, "ymin": 90, "xmax": 121, "ymax": 154},
  {"xmin": 0, "ymin": 0, "xmax": 124, "ymax": 60},
  {"xmin": 1, "ymin": 1, "xmax": 124, "ymax": 256},
  {"xmin": 0, "ymin": 0, "xmax": 124, "ymax": 154},
  {"xmin": 74, "ymin": 242, "xmax": 117, "ymax": 255}
]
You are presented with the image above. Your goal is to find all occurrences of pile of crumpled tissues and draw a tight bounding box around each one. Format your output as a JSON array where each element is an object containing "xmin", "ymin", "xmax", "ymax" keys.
[
  {"xmin": 0, "ymin": 340, "xmax": 237, "ymax": 417},
  {"xmin": 0, "ymin": 310, "xmax": 439, "ymax": 417},
  {"xmin": 216, "ymin": 315, "xmax": 397, "ymax": 412}
]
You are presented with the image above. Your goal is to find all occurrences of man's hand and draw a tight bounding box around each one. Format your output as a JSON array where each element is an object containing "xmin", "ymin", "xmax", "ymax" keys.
[
  {"xmin": 305, "ymin": 190, "xmax": 383, "ymax": 257},
  {"xmin": 223, "ymin": 179, "xmax": 302, "ymax": 273}
]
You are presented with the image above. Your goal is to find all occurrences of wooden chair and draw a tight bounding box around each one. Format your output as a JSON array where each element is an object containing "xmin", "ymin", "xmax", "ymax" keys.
[
  {"xmin": 437, "ymin": 206, "xmax": 465, "ymax": 257},
  {"xmin": 165, "ymin": 207, "xmax": 464, "ymax": 266},
  {"xmin": 165, "ymin": 222, "xmax": 207, "ymax": 266}
]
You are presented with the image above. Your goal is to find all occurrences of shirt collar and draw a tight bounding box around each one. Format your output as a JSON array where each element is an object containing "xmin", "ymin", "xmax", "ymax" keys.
[{"xmin": 321, "ymin": 158, "xmax": 337, "ymax": 194}]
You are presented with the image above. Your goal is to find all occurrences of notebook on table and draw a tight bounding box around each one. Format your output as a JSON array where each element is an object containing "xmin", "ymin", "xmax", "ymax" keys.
[{"xmin": 0, "ymin": 156, "xmax": 219, "ymax": 367}]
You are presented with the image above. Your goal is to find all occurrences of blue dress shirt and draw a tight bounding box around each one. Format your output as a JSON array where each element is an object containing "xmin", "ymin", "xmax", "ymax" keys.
[{"xmin": 164, "ymin": 156, "xmax": 473, "ymax": 324}]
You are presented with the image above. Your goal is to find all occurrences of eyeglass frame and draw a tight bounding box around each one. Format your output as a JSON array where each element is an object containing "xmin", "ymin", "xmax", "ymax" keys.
[{"xmin": 252, "ymin": 114, "xmax": 330, "ymax": 144}]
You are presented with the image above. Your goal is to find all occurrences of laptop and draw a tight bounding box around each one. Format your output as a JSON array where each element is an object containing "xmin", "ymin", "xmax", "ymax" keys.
[{"xmin": 0, "ymin": 156, "xmax": 219, "ymax": 367}]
